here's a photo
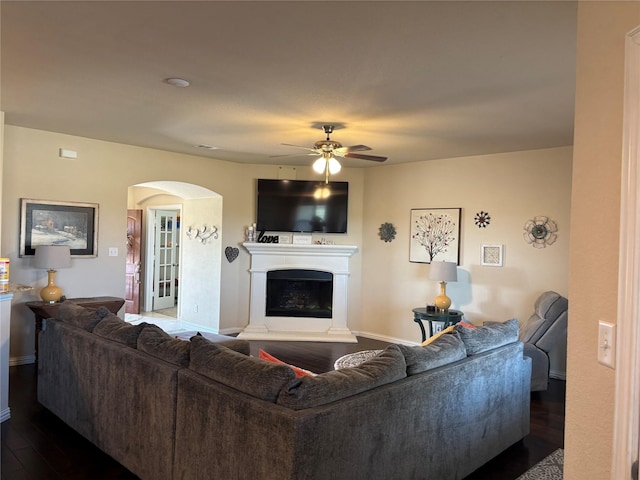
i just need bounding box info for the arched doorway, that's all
[127,181,223,333]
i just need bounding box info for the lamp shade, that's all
[428,261,458,282]
[34,245,71,270]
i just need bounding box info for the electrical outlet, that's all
[598,321,616,369]
[194,304,198,313]
[108,247,118,257]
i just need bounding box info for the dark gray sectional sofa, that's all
[37,301,531,480]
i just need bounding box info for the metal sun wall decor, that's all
[474,211,491,228]
[410,208,461,264]
[378,222,396,242]
[523,216,558,248]
[185,224,218,244]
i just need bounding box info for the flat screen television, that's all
[256,179,348,233]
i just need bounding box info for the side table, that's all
[26,296,125,361]
[412,307,464,343]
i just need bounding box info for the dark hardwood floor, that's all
[1,337,565,480]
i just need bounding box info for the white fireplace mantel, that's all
[238,242,358,342]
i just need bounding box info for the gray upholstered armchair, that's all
[519,291,568,391]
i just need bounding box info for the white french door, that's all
[153,210,179,311]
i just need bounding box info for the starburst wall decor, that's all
[378,222,396,242]
[474,211,491,228]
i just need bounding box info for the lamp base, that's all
[434,281,451,313]
[40,269,63,303]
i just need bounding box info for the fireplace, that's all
[266,269,333,318]
[238,243,357,342]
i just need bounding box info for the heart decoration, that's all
[225,246,239,263]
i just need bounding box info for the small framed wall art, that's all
[481,244,503,267]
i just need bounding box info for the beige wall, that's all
[565,2,640,479]
[361,147,572,374]
[0,126,367,361]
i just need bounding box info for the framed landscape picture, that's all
[410,208,461,264]
[20,199,99,257]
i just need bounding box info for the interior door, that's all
[153,210,179,311]
[125,209,143,314]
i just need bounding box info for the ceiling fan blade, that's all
[343,144,372,152]
[269,152,319,158]
[334,144,372,154]
[280,143,318,153]
[344,152,388,162]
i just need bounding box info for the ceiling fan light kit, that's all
[280,124,388,182]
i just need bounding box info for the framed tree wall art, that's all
[410,208,461,264]
[20,198,99,257]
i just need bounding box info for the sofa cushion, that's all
[55,301,110,332]
[276,344,407,410]
[189,336,295,402]
[93,313,147,348]
[454,318,519,355]
[137,324,191,367]
[398,332,467,375]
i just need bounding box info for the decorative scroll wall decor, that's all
[185,225,218,244]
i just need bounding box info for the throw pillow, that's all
[421,324,456,346]
[454,318,519,355]
[55,301,110,332]
[137,324,191,367]
[93,313,147,348]
[398,332,467,375]
[189,336,295,402]
[457,321,477,329]
[276,344,407,411]
[258,349,316,377]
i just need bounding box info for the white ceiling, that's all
[0,1,577,168]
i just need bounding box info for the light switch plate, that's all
[598,321,616,369]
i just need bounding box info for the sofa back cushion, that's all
[189,336,295,402]
[398,332,467,375]
[93,314,147,348]
[137,324,191,367]
[55,301,110,332]
[190,332,251,356]
[276,344,407,410]
[455,318,519,355]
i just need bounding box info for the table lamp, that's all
[34,245,71,303]
[428,261,458,313]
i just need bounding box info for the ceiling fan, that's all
[275,125,388,182]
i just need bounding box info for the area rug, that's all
[516,449,563,480]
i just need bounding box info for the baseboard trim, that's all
[352,330,418,346]
[219,327,244,336]
[9,355,35,366]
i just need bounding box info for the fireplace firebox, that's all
[266,269,333,318]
